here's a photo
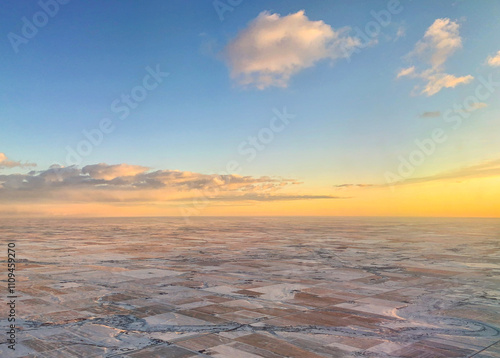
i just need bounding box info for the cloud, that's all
[411,18,462,68]
[223,10,360,89]
[333,184,374,189]
[185,193,344,202]
[0,163,339,204]
[466,102,487,111]
[420,72,473,96]
[334,158,500,189]
[395,25,406,40]
[391,158,500,186]
[0,153,36,169]
[420,111,441,118]
[397,18,473,96]
[81,163,149,180]
[397,66,415,78]
[486,50,500,67]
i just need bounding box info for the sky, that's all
[1,0,500,217]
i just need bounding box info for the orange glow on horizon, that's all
[1,175,499,218]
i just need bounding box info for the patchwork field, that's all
[1,217,499,357]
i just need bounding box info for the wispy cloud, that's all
[486,50,500,67]
[466,102,487,111]
[395,159,500,186]
[333,184,374,189]
[223,10,360,89]
[419,111,441,118]
[335,158,500,189]
[183,193,344,202]
[397,66,415,78]
[397,18,473,96]
[395,25,406,41]
[420,72,473,96]
[0,153,36,169]
[411,18,462,69]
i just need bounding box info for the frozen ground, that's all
[0,217,499,357]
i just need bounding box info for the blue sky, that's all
[1,0,500,217]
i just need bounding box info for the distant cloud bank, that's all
[0,162,339,204]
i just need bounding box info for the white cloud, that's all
[412,18,462,69]
[421,72,473,96]
[223,10,360,89]
[487,50,500,67]
[395,25,406,40]
[0,153,36,169]
[397,18,473,96]
[397,66,415,78]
